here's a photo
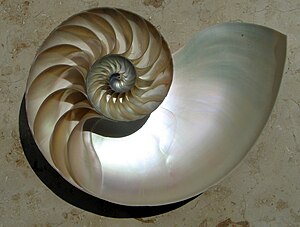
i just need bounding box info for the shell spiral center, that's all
[88,55,136,94]
[86,54,138,118]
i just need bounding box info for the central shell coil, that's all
[86,54,138,120]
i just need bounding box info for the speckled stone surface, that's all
[0,0,299,226]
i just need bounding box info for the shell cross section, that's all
[25,6,286,206]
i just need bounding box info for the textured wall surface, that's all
[0,0,300,226]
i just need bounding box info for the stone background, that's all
[0,0,299,226]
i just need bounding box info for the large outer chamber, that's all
[25,8,286,206]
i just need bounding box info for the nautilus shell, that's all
[25,8,286,206]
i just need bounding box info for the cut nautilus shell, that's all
[25,8,286,206]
